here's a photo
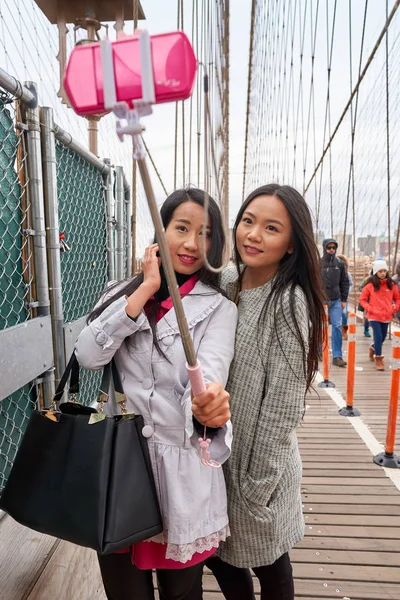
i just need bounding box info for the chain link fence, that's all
[0,383,36,494]
[0,95,33,330]
[0,74,132,493]
[0,94,36,494]
[55,141,109,406]
[56,141,108,323]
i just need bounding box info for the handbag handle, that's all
[53,353,80,403]
[52,353,127,414]
[98,360,127,414]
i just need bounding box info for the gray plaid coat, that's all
[217,267,307,568]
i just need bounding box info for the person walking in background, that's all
[320,239,350,367]
[359,259,400,371]
[337,254,353,341]
[358,271,372,338]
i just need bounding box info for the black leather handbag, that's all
[0,353,163,554]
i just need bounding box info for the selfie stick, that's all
[99,32,218,466]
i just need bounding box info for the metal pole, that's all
[22,82,54,405]
[53,123,110,175]
[137,157,197,366]
[131,158,137,273]
[104,159,115,281]
[115,166,124,281]
[87,116,99,156]
[40,107,65,384]
[123,171,132,277]
[0,68,37,107]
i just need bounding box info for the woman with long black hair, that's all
[207,184,325,600]
[75,187,237,600]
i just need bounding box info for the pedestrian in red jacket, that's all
[359,259,400,371]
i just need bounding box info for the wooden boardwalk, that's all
[0,326,399,599]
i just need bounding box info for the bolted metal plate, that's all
[0,316,53,401]
[63,315,88,362]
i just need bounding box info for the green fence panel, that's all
[0,384,35,494]
[56,141,108,405]
[0,97,35,494]
[0,99,29,331]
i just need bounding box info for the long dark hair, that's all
[233,183,325,394]
[367,273,394,291]
[88,187,225,352]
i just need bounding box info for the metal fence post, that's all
[40,106,65,384]
[104,159,115,281]
[21,82,54,404]
[123,171,132,278]
[115,166,124,281]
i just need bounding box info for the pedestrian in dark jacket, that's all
[320,239,350,367]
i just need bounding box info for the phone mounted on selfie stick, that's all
[65,31,220,467]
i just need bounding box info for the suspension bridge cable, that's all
[342,0,355,254]
[386,0,392,272]
[173,0,180,189]
[141,137,168,196]
[187,0,196,184]
[180,0,185,184]
[131,0,140,273]
[242,0,256,201]
[304,0,400,193]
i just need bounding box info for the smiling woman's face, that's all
[235,194,293,273]
[165,201,211,275]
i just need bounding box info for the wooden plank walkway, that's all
[0,325,399,599]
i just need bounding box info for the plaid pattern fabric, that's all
[217,267,307,568]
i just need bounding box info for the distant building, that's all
[378,236,396,259]
[335,231,352,256]
[358,235,378,257]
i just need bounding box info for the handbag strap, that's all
[53,353,80,403]
[53,353,127,414]
[99,361,124,396]
[97,360,128,414]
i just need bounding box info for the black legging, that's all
[206,553,294,600]
[98,552,204,600]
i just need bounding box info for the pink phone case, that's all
[64,31,197,116]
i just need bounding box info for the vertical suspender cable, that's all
[242,0,256,202]
[188,0,196,185]
[131,0,139,273]
[305,0,400,194]
[173,0,181,189]
[181,0,185,184]
[386,0,391,273]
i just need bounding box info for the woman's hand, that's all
[142,243,161,296]
[125,244,161,318]
[192,382,231,428]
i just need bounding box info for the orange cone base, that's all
[318,380,335,388]
[339,405,361,417]
[373,452,400,469]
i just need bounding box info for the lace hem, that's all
[144,525,230,563]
